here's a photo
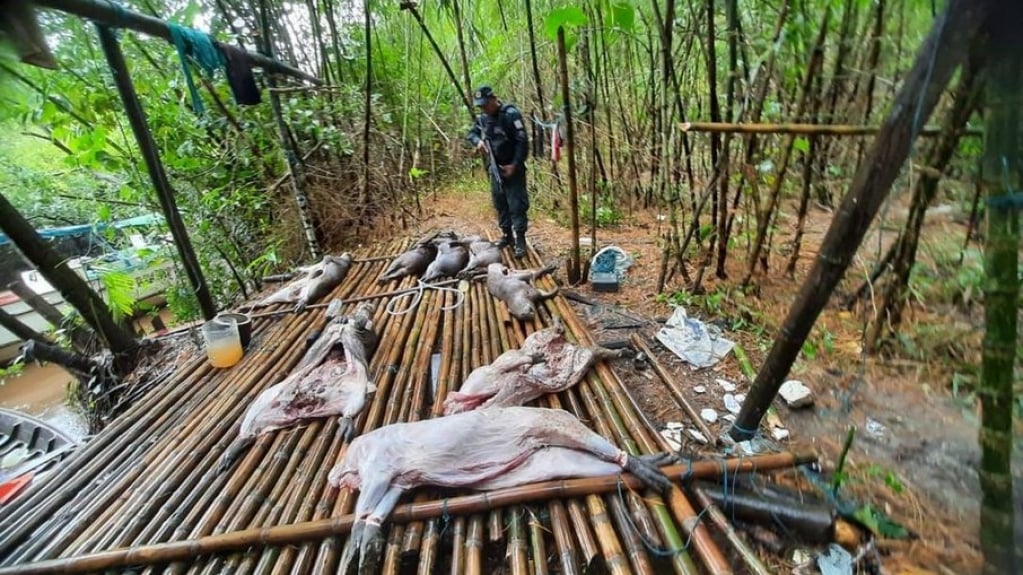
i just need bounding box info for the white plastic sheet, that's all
[655,306,735,369]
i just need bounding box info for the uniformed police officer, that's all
[467,86,530,259]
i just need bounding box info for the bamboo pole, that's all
[678,120,982,137]
[690,487,771,575]
[96,24,215,321]
[35,0,318,83]
[630,334,716,443]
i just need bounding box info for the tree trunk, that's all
[729,0,992,440]
[978,7,1022,573]
[0,192,137,355]
[557,27,581,284]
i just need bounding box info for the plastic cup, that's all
[202,320,243,368]
[215,313,252,349]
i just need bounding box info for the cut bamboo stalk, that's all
[508,507,529,575]
[630,334,716,444]
[528,506,551,575]
[381,524,405,574]
[449,517,466,575]
[549,501,580,575]
[678,120,980,136]
[608,493,655,575]
[465,515,484,575]
[691,487,772,575]
[586,494,629,575]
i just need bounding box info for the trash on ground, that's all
[779,379,814,408]
[716,378,736,392]
[817,543,854,575]
[700,408,718,423]
[865,417,886,438]
[693,385,706,394]
[723,393,742,415]
[655,306,735,369]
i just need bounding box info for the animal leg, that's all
[338,416,358,443]
[357,488,402,574]
[537,286,560,301]
[591,346,634,362]
[216,436,255,474]
[540,413,673,492]
[624,453,676,492]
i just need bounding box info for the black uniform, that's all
[467,102,530,241]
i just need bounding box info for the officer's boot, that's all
[496,228,514,249]
[513,232,527,259]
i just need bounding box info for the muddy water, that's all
[0,308,178,443]
[0,362,88,441]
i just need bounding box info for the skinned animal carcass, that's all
[217,303,378,473]
[328,406,675,574]
[486,262,559,321]
[257,253,353,310]
[443,319,631,415]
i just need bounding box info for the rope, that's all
[989,156,1023,210]
[167,23,225,115]
[384,279,466,316]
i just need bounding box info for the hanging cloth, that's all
[167,23,225,114]
[216,41,261,106]
[0,0,57,69]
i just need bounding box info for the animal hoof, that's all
[358,523,384,574]
[626,454,674,493]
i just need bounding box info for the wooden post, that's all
[95,25,217,321]
[7,280,91,352]
[557,26,581,284]
[0,308,48,346]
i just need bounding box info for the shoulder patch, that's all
[514,119,524,130]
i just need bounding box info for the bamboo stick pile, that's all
[0,235,816,574]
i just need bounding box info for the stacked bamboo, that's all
[0,235,816,574]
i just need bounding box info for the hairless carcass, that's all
[443,318,632,414]
[486,262,559,321]
[217,303,378,473]
[256,253,353,311]
[328,406,676,574]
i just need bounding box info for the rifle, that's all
[476,116,503,193]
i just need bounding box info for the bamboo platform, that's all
[0,236,815,575]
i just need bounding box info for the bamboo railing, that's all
[0,234,818,575]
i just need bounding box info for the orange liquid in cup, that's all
[203,320,244,368]
[207,339,244,368]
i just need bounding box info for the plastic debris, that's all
[779,380,814,408]
[723,393,742,415]
[588,246,633,282]
[655,306,735,369]
[772,428,790,441]
[817,543,854,575]
[687,428,708,444]
[716,378,736,392]
[866,417,886,438]
[693,385,707,394]
[700,409,718,423]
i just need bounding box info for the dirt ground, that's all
[397,179,993,574]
